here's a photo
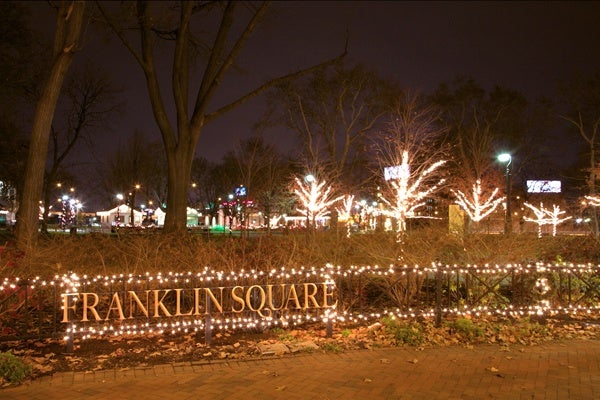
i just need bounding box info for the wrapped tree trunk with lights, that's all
[451,179,505,234]
[378,150,446,240]
[336,194,355,237]
[293,175,343,233]
[523,202,572,238]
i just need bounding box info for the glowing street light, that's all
[498,153,512,234]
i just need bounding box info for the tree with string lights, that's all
[378,150,446,240]
[452,179,505,228]
[585,195,600,207]
[545,204,572,237]
[293,175,343,231]
[523,202,572,238]
[372,93,449,242]
[336,194,355,237]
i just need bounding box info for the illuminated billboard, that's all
[234,186,247,197]
[384,165,410,181]
[526,180,561,193]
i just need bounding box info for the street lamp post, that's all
[498,153,512,234]
[130,184,141,227]
[228,193,234,231]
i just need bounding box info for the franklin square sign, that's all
[61,280,338,336]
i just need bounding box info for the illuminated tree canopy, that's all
[523,202,572,238]
[378,150,446,240]
[452,179,505,223]
[293,176,343,229]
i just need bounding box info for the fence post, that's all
[326,313,333,338]
[205,291,212,346]
[65,328,74,353]
[65,293,74,353]
[358,274,363,312]
[568,273,572,305]
[435,266,442,327]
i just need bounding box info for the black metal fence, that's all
[1,263,599,346]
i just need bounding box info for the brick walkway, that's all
[4,339,599,399]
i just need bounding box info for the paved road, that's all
[4,339,599,400]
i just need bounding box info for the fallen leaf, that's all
[487,367,499,372]
[34,364,54,373]
[275,386,286,391]
[363,378,372,383]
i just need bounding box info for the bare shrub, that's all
[2,228,599,279]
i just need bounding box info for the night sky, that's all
[28,1,600,188]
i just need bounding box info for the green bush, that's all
[447,318,484,340]
[0,351,31,384]
[381,316,424,345]
[321,342,343,353]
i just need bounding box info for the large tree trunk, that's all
[16,1,85,250]
[163,149,194,234]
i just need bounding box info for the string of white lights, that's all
[2,262,598,342]
[2,262,599,290]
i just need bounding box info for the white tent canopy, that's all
[152,207,199,227]
[96,204,144,227]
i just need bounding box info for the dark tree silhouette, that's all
[98,1,345,234]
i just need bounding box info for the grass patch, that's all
[321,342,344,353]
[0,351,31,385]
[380,316,424,345]
[446,318,484,341]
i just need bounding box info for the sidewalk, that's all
[4,339,599,400]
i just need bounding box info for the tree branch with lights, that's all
[293,176,343,231]
[336,195,355,237]
[378,150,446,240]
[452,179,505,225]
[523,202,572,238]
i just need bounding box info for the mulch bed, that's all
[2,317,600,386]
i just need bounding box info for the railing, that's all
[1,263,599,347]
[334,264,600,315]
